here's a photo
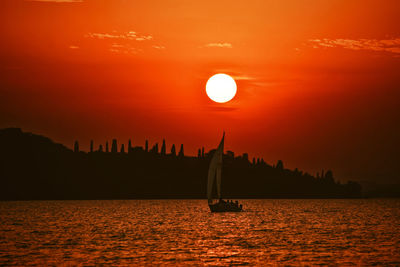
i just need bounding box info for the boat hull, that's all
[209,201,243,212]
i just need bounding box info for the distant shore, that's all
[1,128,397,200]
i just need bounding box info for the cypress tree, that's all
[128,139,132,153]
[161,139,166,155]
[276,160,284,170]
[151,143,158,154]
[178,144,184,157]
[111,139,117,153]
[171,144,176,156]
[145,140,149,152]
[106,141,109,153]
[90,140,94,153]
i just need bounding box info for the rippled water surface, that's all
[1,199,399,265]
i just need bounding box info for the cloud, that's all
[232,75,255,81]
[309,38,400,55]
[111,43,124,48]
[135,36,153,41]
[109,44,142,55]
[86,33,121,39]
[86,31,164,55]
[203,43,233,48]
[152,45,165,50]
[69,45,79,49]
[26,0,83,2]
[86,31,153,42]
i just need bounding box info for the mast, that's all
[207,132,225,204]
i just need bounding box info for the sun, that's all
[206,74,237,103]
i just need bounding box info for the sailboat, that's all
[207,132,243,212]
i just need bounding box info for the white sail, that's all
[207,133,224,204]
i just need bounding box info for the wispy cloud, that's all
[203,43,233,49]
[232,75,256,81]
[86,31,164,55]
[86,31,153,42]
[135,36,153,41]
[69,45,79,49]
[211,69,256,82]
[109,43,142,55]
[87,33,122,39]
[152,45,165,50]
[26,0,83,2]
[111,43,124,48]
[309,38,400,55]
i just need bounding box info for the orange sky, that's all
[1,0,399,182]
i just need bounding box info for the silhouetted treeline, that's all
[0,128,368,200]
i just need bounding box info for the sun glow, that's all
[206,74,237,103]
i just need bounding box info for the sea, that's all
[0,199,399,266]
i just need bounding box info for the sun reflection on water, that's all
[0,199,399,265]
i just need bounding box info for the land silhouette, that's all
[0,128,372,200]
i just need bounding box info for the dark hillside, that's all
[0,128,362,200]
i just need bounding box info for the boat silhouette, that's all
[207,132,243,212]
